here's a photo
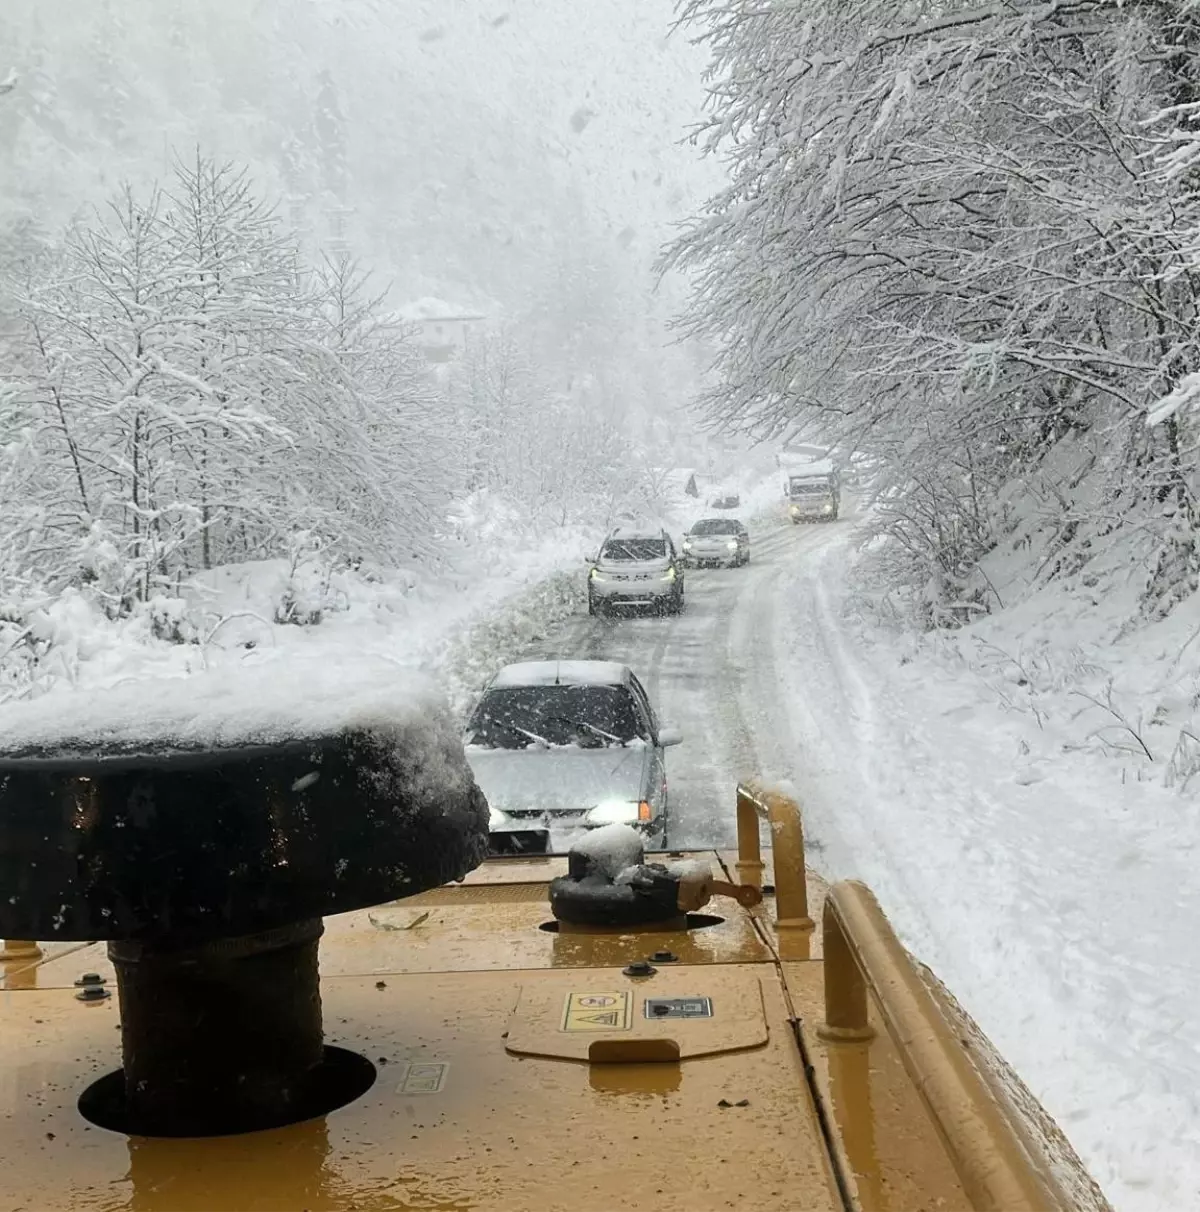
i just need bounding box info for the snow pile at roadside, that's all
[0,460,788,749]
[0,501,605,734]
[774,521,1200,1212]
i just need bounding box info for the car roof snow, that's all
[489,660,631,689]
[788,459,835,477]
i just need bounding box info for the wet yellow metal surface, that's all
[781,962,969,1212]
[315,851,772,978]
[0,847,1036,1212]
[0,966,842,1212]
[457,856,569,885]
[717,848,830,961]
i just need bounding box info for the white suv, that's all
[587,528,685,616]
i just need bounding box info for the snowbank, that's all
[779,518,1200,1212]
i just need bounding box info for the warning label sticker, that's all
[396,1062,449,1094]
[561,991,633,1032]
[644,997,713,1019]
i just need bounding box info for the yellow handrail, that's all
[819,881,1070,1212]
[734,783,814,933]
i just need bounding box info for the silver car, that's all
[587,527,685,615]
[681,518,750,567]
[463,659,682,851]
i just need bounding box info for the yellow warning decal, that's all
[561,991,633,1032]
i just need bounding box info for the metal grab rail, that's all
[734,783,814,933]
[819,881,1069,1212]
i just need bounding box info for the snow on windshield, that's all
[602,540,668,561]
[465,683,644,748]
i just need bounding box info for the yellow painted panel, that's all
[0,966,841,1212]
[782,960,969,1212]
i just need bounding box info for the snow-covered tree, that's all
[669,0,1200,623]
[0,154,451,611]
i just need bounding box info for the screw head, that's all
[75,985,110,1002]
[650,950,677,963]
[73,973,106,987]
[623,960,657,978]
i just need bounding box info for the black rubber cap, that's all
[549,862,682,928]
[0,727,488,943]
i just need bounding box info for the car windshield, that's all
[790,481,832,495]
[602,539,666,561]
[691,520,738,536]
[465,684,645,749]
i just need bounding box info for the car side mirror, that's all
[658,727,683,748]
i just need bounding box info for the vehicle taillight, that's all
[638,800,652,821]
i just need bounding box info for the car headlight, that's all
[488,806,508,830]
[662,565,676,582]
[726,540,738,551]
[682,540,692,550]
[586,799,653,825]
[789,505,800,515]
[589,568,606,581]
[822,503,833,513]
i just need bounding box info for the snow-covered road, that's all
[522,512,829,849]
[520,503,1199,1212]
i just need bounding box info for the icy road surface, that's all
[523,506,1197,1212]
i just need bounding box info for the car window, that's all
[602,539,667,561]
[465,684,647,748]
[691,519,736,535]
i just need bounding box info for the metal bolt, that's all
[75,985,110,1002]
[623,960,657,978]
[73,973,106,987]
[650,950,677,963]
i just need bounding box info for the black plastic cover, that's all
[0,728,489,943]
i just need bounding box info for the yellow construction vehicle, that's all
[0,728,1110,1212]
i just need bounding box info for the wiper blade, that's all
[479,713,553,749]
[543,714,624,746]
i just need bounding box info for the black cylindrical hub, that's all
[109,919,324,1136]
